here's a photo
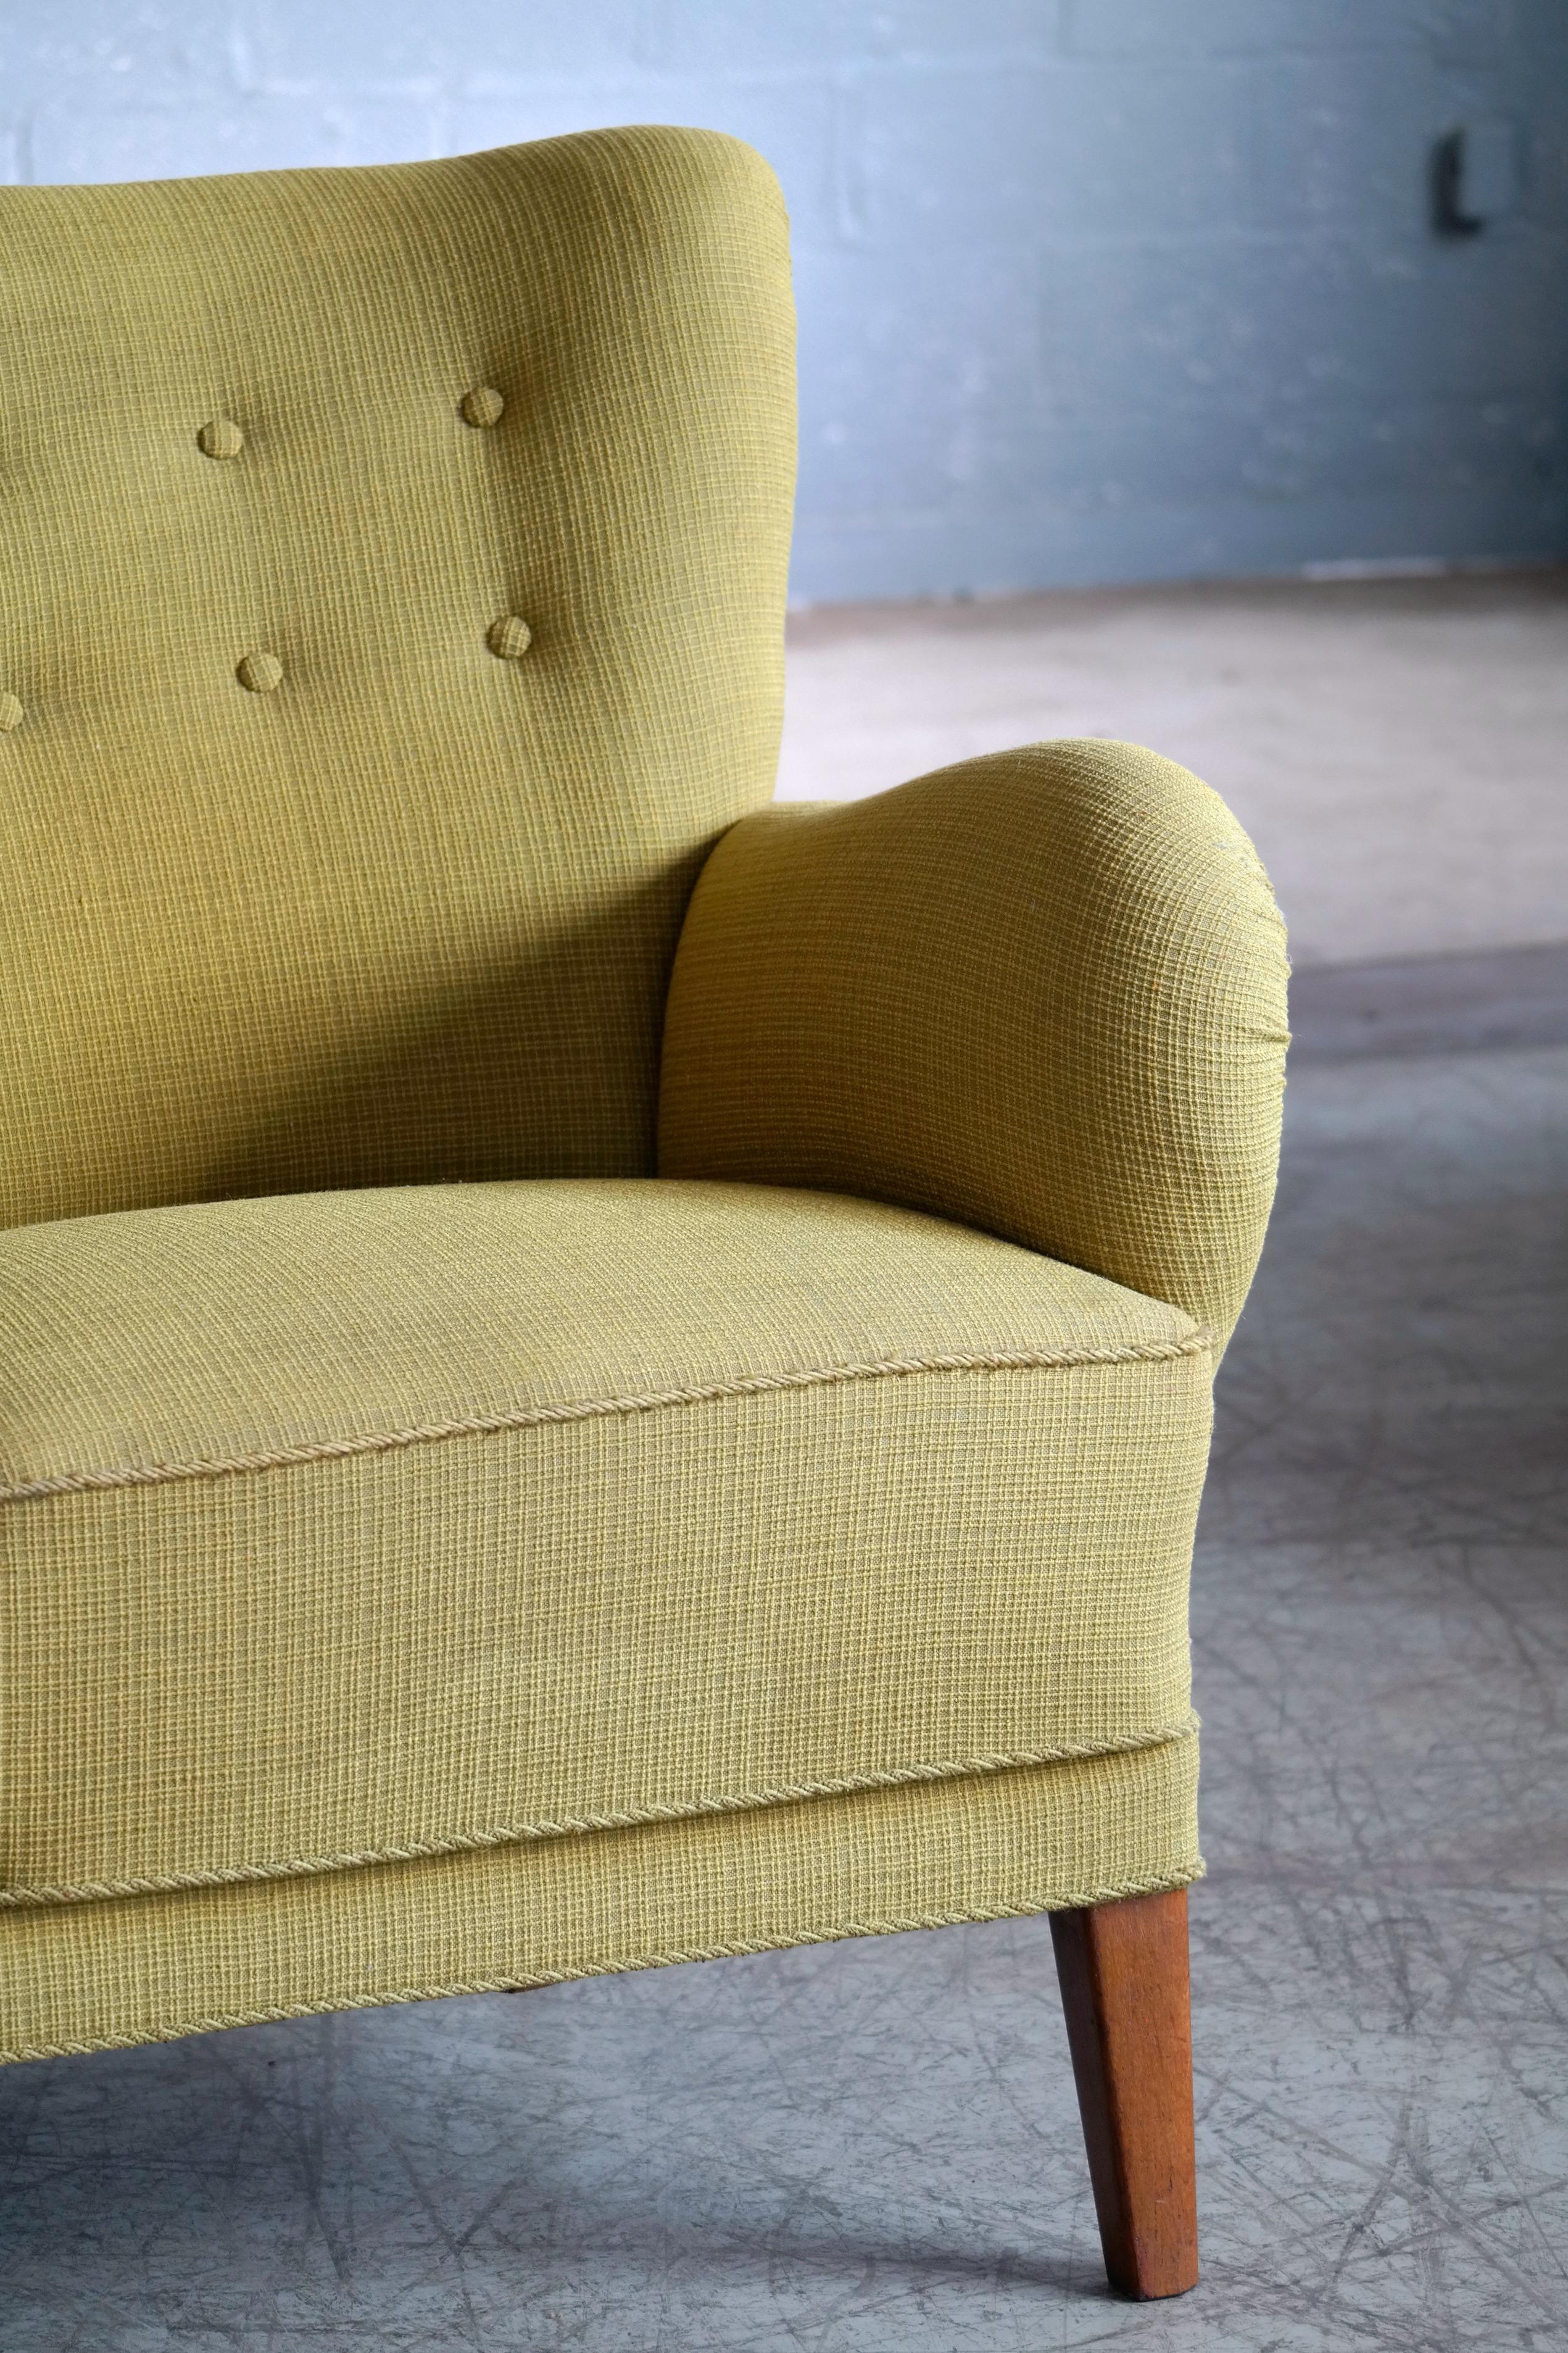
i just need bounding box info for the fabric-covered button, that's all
[487,615,533,659]
[236,651,283,693]
[198,417,244,460]
[460,386,505,428]
[0,692,22,732]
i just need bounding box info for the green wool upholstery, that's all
[0,127,1285,2067]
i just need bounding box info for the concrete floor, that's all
[780,570,1568,970]
[2,1036,1564,2349]
[1290,941,1568,1062]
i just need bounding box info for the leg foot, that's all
[1050,1886,1198,2300]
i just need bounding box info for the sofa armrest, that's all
[658,739,1289,1348]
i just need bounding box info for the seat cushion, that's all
[0,1180,1212,1912]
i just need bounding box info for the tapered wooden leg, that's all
[1049,1886,1198,2300]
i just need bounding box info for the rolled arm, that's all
[658,739,1289,1347]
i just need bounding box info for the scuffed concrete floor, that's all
[779,571,1568,971]
[2,1041,1564,2348]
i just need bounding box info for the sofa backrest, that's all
[0,128,794,1230]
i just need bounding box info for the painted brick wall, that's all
[4,2,1564,600]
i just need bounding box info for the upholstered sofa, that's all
[0,125,1287,2298]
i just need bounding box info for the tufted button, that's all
[460,386,505,428]
[0,692,22,732]
[236,651,283,693]
[486,615,533,660]
[198,417,245,460]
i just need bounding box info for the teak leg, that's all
[1049,1886,1198,2300]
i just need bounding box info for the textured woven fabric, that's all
[1,1743,1200,2065]
[0,133,1284,2070]
[660,740,1290,1347]
[0,1178,1208,1910]
[0,127,794,1233]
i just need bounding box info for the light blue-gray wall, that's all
[5,2,1565,601]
